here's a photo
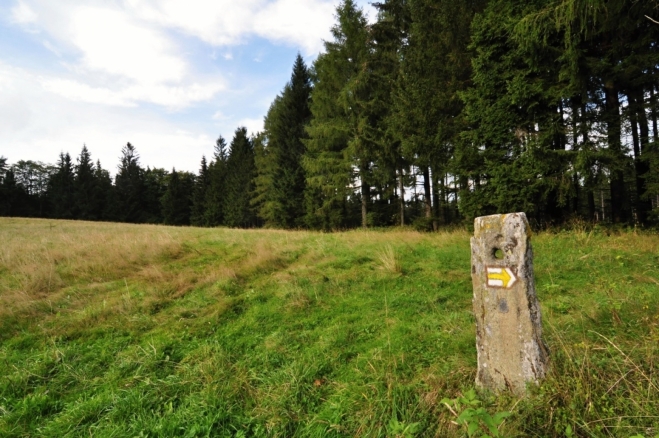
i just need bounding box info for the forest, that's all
[2,0,659,230]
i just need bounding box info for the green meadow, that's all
[0,218,658,437]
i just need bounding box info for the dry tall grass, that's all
[0,218,320,324]
[0,218,185,316]
[377,245,401,273]
[0,219,466,323]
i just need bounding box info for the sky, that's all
[0,0,376,174]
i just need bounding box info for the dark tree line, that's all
[3,0,659,229]
[0,145,182,225]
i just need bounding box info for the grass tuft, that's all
[377,244,401,274]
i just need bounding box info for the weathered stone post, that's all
[470,213,548,394]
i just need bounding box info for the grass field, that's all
[0,218,658,437]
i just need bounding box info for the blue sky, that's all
[1,0,375,174]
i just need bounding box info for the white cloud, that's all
[133,81,226,108]
[10,1,37,24]
[123,0,338,55]
[237,117,265,137]
[254,0,336,53]
[0,65,34,134]
[40,77,225,109]
[212,111,227,121]
[2,0,379,173]
[8,1,225,109]
[0,61,217,173]
[40,79,137,107]
[126,0,262,46]
[0,65,17,92]
[70,6,186,85]
[42,40,61,57]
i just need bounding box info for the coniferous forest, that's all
[3,0,659,230]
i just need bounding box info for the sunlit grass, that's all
[0,218,657,437]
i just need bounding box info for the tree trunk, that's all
[422,165,432,219]
[555,101,567,150]
[431,168,441,231]
[360,163,369,228]
[580,101,596,221]
[629,92,644,224]
[587,190,595,221]
[571,99,580,216]
[445,173,452,224]
[634,88,651,224]
[361,186,368,228]
[412,166,418,203]
[604,83,625,223]
[650,86,659,140]
[398,165,405,226]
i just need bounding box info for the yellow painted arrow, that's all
[486,266,517,288]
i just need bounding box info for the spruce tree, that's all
[223,127,256,228]
[364,0,410,226]
[205,136,229,226]
[0,157,7,216]
[458,0,575,225]
[115,143,146,223]
[254,55,312,228]
[0,156,6,184]
[304,0,371,229]
[0,157,9,216]
[92,160,114,221]
[393,0,482,227]
[190,156,209,226]
[13,160,54,217]
[143,167,169,223]
[252,132,276,225]
[161,169,194,225]
[74,145,96,220]
[0,169,19,217]
[48,152,76,219]
[485,0,659,225]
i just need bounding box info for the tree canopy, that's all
[4,0,659,229]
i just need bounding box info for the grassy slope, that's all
[0,218,657,437]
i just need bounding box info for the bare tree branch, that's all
[645,15,659,24]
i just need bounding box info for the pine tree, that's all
[482,0,659,225]
[48,152,76,219]
[115,143,146,223]
[254,55,312,228]
[92,160,114,221]
[143,167,169,223]
[13,160,54,217]
[205,136,229,226]
[365,0,410,226]
[0,156,6,184]
[161,169,194,225]
[393,0,482,227]
[0,168,20,217]
[190,156,209,226]
[74,145,96,220]
[223,127,256,228]
[304,0,371,229]
[458,0,576,225]
[0,157,10,216]
[0,156,7,215]
[252,132,276,225]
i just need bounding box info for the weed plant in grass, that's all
[0,218,658,437]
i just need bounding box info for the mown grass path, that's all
[0,218,658,437]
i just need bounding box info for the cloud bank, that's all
[2,0,375,172]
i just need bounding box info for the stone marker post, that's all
[470,212,548,394]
